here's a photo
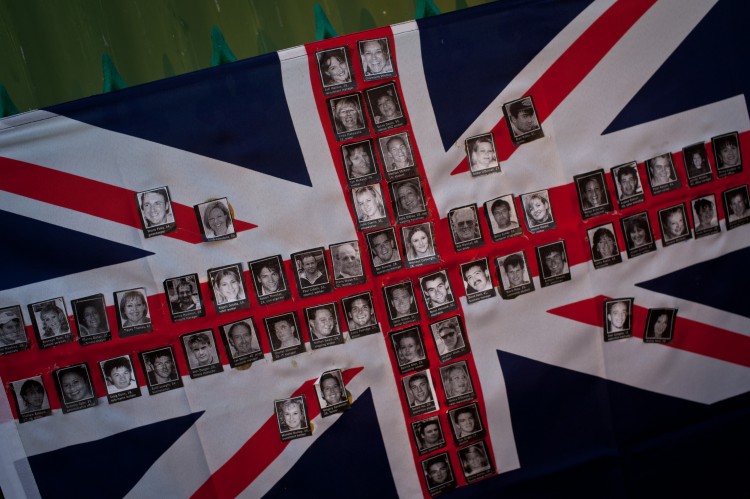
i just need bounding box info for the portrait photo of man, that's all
[330,241,365,286]
[141,347,182,394]
[100,355,138,395]
[291,248,332,297]
[384,281,420,327]
[419,270,457,317]
[366,227,403,275]
[722,184,750,230]
[646,153,681,195]
[305,303,343,349]
[421,453,456,494]
[503,96,543,145]
[136,186,176,237]
[447,402,485,444]
[461,258,496,302]
[11,376,51,422]
[264,312,305,361]
[342,292,379,338]
[164,274,204,322]
[403,370,438,416]
[249,255,291,304]
[430,316,468,362]
[611,161,644,209]
[448,205,483,251]
[221,319,261,360]
[603,298,633,342]
[496,251,534,299]
[411,416,446,454]
[181,330,223,377]
[315,369,350,416]
[485,195,522,241]
[536,241,571,287]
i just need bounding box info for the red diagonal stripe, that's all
[191,366,364,499]
[451,0,657,175]
[0,156,256,243]
[549,295,750,368]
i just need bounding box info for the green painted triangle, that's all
[102,53,127,93]
[210,26,238,67]
[314,3,338,41]
[0,83,19,118]
[416,0,442,19]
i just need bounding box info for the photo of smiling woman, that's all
[274,395,312,441]
[209,264,249,314]
[11,376,52,422]
[72,294,111,345]
[402,222,438,268]
[620,212,656,258]
[29,297,73,349]
[643,308,677,343]
[195,198,236,241]
[114,288,153,336]
[54,363,97,413]
[520,190,556,233]
[316,47,355,94]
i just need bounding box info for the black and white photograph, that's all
[484,194,523,242]
[136,186,176,238]
[330,241,366,287]
[536,241,571,288]
[712,131,742,177]
[71,294,111,345]
[419,270,458,319]
[383,280,420,328]
[219,318,264,368]
[430,315,469,363]
[586,223,622,269]
[722,184,750,230]
[611,161,645,209]
[520,189,556,233]
[643,308,678,344]
[502,95,544,145]
[10,376,51,423]
[402,369,439,417]
[352,183,390,231]
[421,452,456,495]
[208,263,250,314]
[164,274,205,322]
[412,415,446,455]
[691,194,721,238]
[316,46,356,95]
[341,139,380,188]
[645,153,681,195]
[328,93,368,141]
[401,222,439,268]
[460,258,496,303]
[291,248,332,297]
[140,346,183,395]
[366,227,403,275]
[620,211,657,258]
[113,288,152,337]
[603,298,633,342]
[574,169,613,219]
[53,363,97,414]
[390,326,429,374]
[682,142,713,187]
[495,251,535,299]
[447,401,486,446]
[274,395,312,441]
[180,330,224,378]
[358,37,396,80]
[249,255,291,305]
[448,204,484,252]
[99,354,140,404]
[315,369,350,417]
[195,197,236,242]
[390,177,428,224]
[658,203,692,247]
[365,82,406,133]
[342,292,380,338]
[378,131,417,180]
[264,312,306,361]
[440,360,475,406]
[0,305,28,355]
[305,303,344,350]
[28,297,73,349]
[465,133,501,176]
[458,440,495,483]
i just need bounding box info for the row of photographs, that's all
[136,192,237,240]
[4,182,746,356]
[315,38,397,96]
[418,440,496,495]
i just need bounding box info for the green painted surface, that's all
[0,0,491,114]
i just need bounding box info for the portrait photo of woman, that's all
[197,198,236,241]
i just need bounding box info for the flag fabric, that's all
[1,0,749,497]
